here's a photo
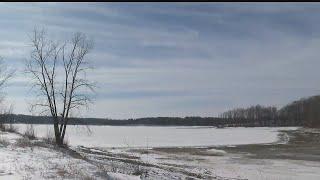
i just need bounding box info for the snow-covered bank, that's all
[13,125,298,148]
[0,131,140,180]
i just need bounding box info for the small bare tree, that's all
[0,57,14,128]
[26,28,94,145]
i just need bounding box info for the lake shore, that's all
[73,127,320,179]
[1,126,320,179]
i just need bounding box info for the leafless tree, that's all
[0,57,15,127]
[26,28,94,145]
[219,105,279,127]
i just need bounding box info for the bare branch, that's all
[25,27,95,145]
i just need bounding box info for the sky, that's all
[0,2,320,119]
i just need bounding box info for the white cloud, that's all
[1,3,320,118]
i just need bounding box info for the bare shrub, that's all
[6,123,18,133]
[15,137,32,148]
[0,123,6,131]
[43,130,55,145]
[43,130,68,147]
[0,136,9,147]
[24,124,36,140]
[0,104,17,133]
[0,124,18,133]
[0,58,15,129]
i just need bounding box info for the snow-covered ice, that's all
[14,125,298,148]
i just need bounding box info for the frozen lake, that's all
[13,124,297,148]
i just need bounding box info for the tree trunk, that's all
[61,123,67,143]
[53,121,62,145]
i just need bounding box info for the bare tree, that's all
[0,57,15,127]
[26,28,94,145]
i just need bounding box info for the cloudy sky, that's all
[0,2,319,119]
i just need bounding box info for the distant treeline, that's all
[219,95,320,127]
[219,105,302,127]
[1,95,320,127]
[279,95,320,127]
[1,114,228,126]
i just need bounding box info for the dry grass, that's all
[23,124,36,140]
[0,136,10,147]
[0,123,6,131]
[53,161,96,180]
[0,123,19,134]
[6,124,19,133]
[42,130,69,147]
[15,137,33,148]
[43,132,55,145]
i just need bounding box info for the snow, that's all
[201,156,320,180]
[102,145,320,180]
[107,172,140,180]
[0,131,21,144]
[0,131,140,180]
[14,125,298,148]
[2,125,319,180]
[206,148,227,156]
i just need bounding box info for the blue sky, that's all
[0,2,320,119]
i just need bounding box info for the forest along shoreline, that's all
[3,94,320,128]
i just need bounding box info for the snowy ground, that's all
[1,126,320,179]
[0,130,140,180]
